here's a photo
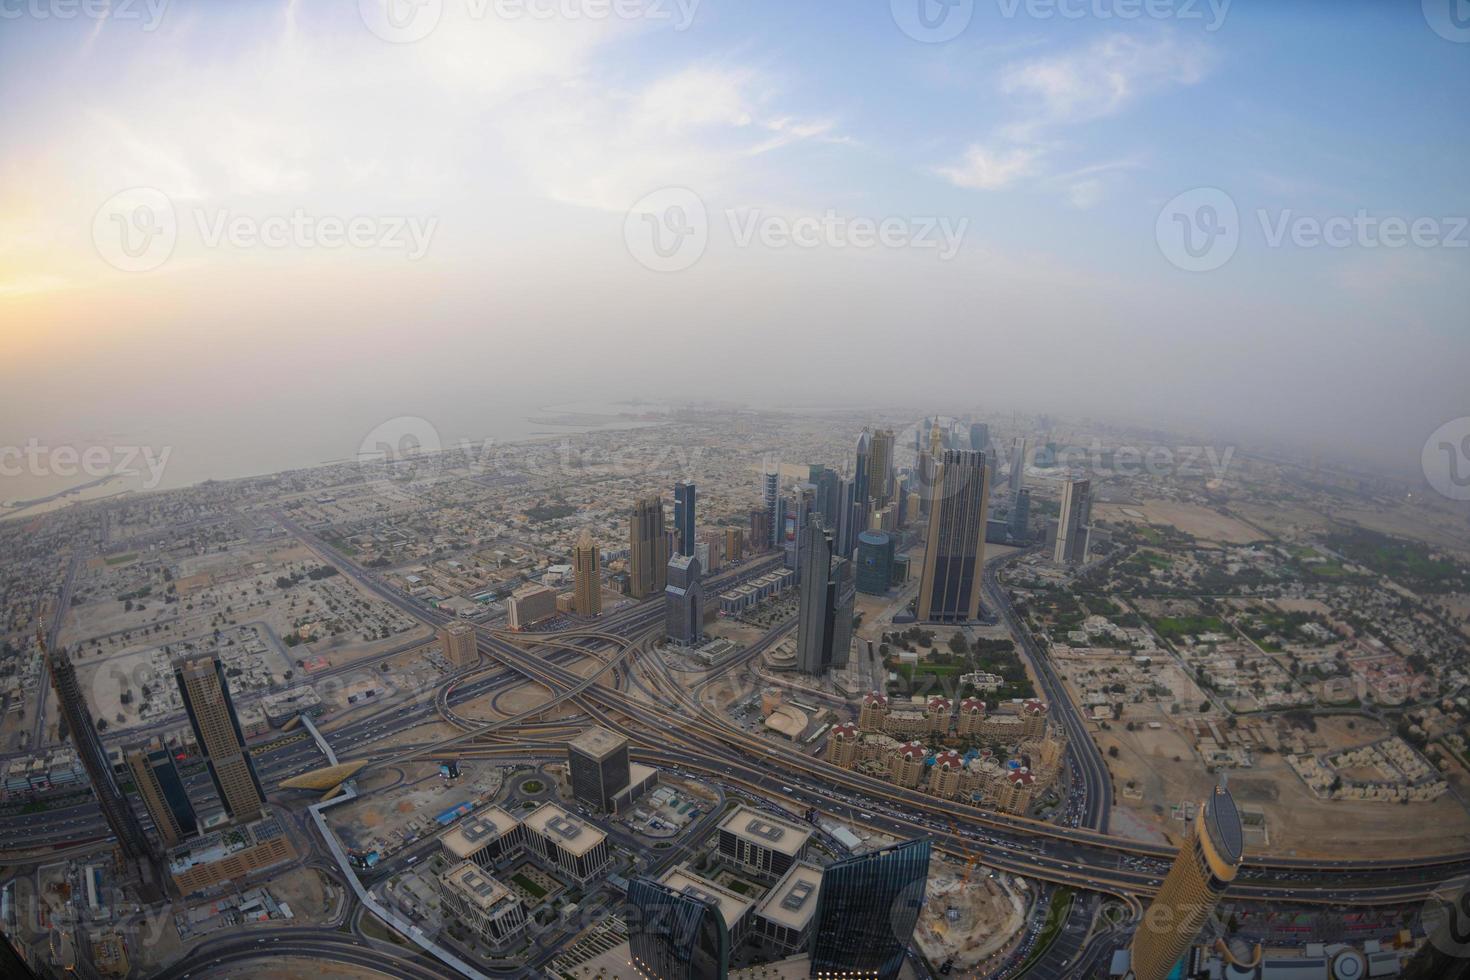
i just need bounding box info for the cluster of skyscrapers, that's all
[43,640,269,902]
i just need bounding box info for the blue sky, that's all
[0,0,1466,478]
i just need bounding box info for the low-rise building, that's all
[658,866,755,947]
[439,861,528,949]
[717,805,812,880]
[167,811,297,895]
[439,805,525,869]
[753,861,824,954]
[521,802,610,884]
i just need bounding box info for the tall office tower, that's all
[1128,782,1245,980]
[1054,476,1093,565]
[673,481,696,557]
[439,621,478,668]
[748,508,770,554]
[567,727,631,812]
[781,485,814,570]
[1008,436,1028,495]
[665,553,703,646]
[795,518,854,675]
[810,838,931,980]
[627,876,730,980]
[628,496,669,600]
[1009,488,1032,542]
[918,424,943,516]
[852,430,872,544]
[917,450,991,623]
[573,529,602,616]
[856,530,896,595]
[126,738,199,848]
[810,465,843,531]
[725,527,744,563]
[834,475,858,558]
[46,643,164,901]
[869,428,895,507]
[762,469,781,549]
[176,654,266,823]
[969,421,990,452]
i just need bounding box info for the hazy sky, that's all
[1,0,1466,487]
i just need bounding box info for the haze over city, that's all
[1,3,1469,980]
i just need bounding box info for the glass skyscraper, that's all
[674,480,696,558]
[627,876,729,980]
[809,838,931,980]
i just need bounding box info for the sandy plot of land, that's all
[1093,500,1265,544]
[207,957,397,979]
[1103,712,1470,857]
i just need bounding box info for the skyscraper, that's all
[782,484,815,570]
[810,838,931,980]
[1009,487,1031,543]
[626,875,730,980]
[1054,476,1092,565]
[749,507,770,554]
[46,642,164,901]
[126,737,199,848]
[856,530,896,595]
[628,496,668,600]
[762,468,781,549]
[1008,436,1028,495]
[851,430,872,549]
[869,428,895,507]
[969,421,990,452]
[567,727,631,813]
[1128,781,1245,980]
[573,529,602,616]
[916,450,991,623]
[795,517,854,675]
[665,553,703,646]
[176,654,266,823]
[673,481,696,557]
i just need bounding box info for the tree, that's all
[948,633,969,656]
[1107,746,1119,759]
[1198,701,1210,713]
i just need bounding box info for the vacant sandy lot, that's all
[1094,499,1265,544]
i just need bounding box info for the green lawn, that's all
[511,873,548,899]
[1017,887,1073,975]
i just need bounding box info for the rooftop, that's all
[523,801,606,857]
[754,861,824,932]
[568,726,627,762]
[658,867,754,932]
[718,805,812,858]
[441,861,517,911]
[1205,781,1245,865]
[439,805,521,859]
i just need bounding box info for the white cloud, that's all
[932,144,1040,190]
[1001,33,1211,123]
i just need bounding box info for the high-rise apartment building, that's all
[573,529,602,616]
[810,838,932,980]
[627,876,730,980]
[762,469,781,549]
[1054,476,1092,565]
[916,450,991,622]
[175,654,266,823]
[795,517,854,675]
[1128,782,1245,980]
[126,738,199,848]
[725,527,744,563]
[628,496,668,600]
[567,727,631,813]
[673,481,697,557]
[439,621,477,668]
[47,643,164,901]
